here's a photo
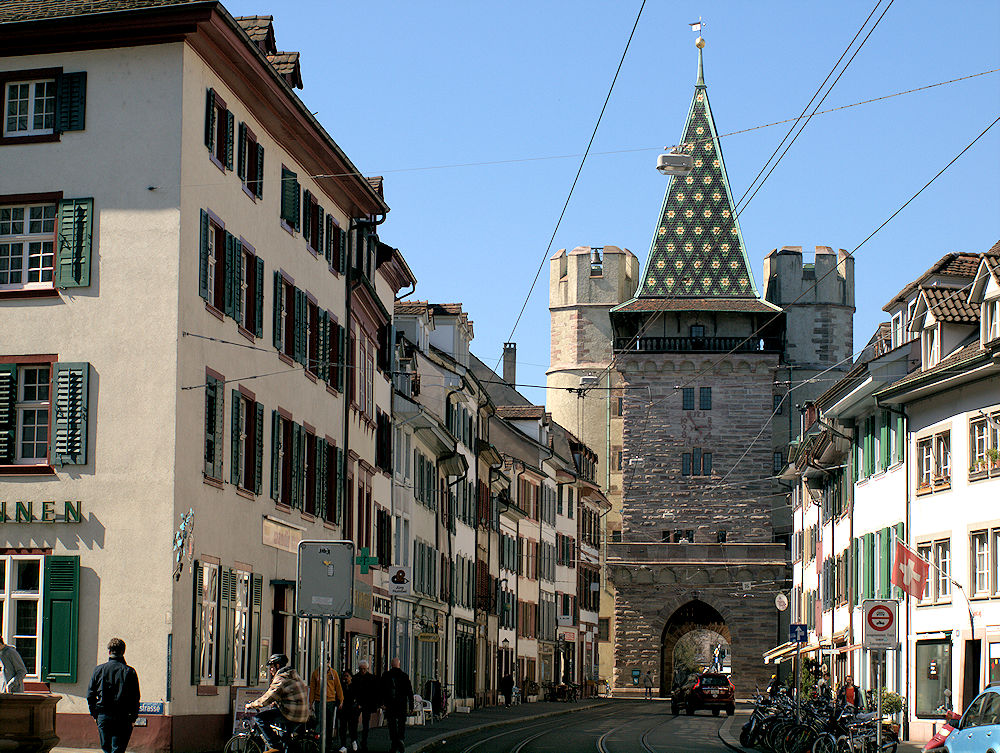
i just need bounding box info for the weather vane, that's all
[689,17,705,48]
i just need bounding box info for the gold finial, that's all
[695,36,705,49]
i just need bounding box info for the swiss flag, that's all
[891,540,930,600]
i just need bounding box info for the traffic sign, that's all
[862,599,898,650]
[297,540,354,619]
[789,623,808,643]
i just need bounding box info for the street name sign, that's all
[862,599,898,650]
[789,623,808,643]
[297,540,354,618]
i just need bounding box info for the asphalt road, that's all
[423,700,739,753]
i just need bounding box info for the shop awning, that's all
[763,641,798,664]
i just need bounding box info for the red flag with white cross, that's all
[891,540,930,599]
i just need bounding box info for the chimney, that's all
[503,342,516,385]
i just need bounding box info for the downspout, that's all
[444,458,468,709]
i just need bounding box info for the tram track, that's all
[458,704,623,753]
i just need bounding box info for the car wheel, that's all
[686,705,695,715]
[713,709,720,716]
[672,704,679,716]
[727,706,735,716]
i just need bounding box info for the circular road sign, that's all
[774,593,789,612]
[867,604,894,632]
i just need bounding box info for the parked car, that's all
[942,683,1000,753]
[671,672,735,716]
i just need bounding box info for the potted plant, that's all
[524,679,539,702]
[987,447,999,471]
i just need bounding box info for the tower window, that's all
[690,325,705,338]
[661,530,672,543]
[773,394,784,414]
[699,387,712,410]
[682,388,694,410]
[717,530,727,543]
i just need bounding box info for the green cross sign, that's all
[355,547,379,575]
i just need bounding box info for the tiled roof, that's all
[637,48,757,300]
[884,252,982,309]
[611,297,781,314]
[367,176,384,195]
[235,15,271,42]
[881,341,985,392]
[0,0,203,23]
[394,301,428,316]
[495,405,545,420]
[984,239,1000,279]
[922,286,979,324]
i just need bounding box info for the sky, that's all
[222,0,1000,405]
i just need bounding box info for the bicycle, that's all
[223,709,320,753]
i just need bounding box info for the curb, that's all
[410,701,613,752]
[717,714,751,753]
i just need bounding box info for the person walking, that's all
[0,635,28,693]
[351,660,379,753]
[309,661,344,752]
[337,669,359,753]
[642,670,654,700]
[381,658,413,753]
[86,637,141,753]
[246,654,311,753]
[499,672,514,708]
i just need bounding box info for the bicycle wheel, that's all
[296,739,320,753]
[223,734,264,753]
[811,733,837,753]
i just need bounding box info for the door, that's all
[963,639,982,710]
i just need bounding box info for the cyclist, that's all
[246,654,311,753]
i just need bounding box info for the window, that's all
[773,451,784,473]
[280,166,300,231]
[236,123,264,199]
[972,531,989,596]
[198,562,219,684]
[984,298,1000,344]
[690,325,705,338]
[922,324,940,368]
[14,365,49,464]
[916,431,951,491]
[1,203,54,290]
[970,414,1000,478]
[203,374,225,480]
[774,394,784,414]
[198,212,257,327]
[204,89,233,170]
[301,191,324,254]
[934,540,951,600]
[717,530,727,543]
[2,70,85,143]
[238,245,264,338]
[230,391,263,494]
[699,387,712,410]
[324,215,347,274]
[305,299,319,376]
[891,311,903,349]
[682,448,711,476]
[4,79,55,136]
[232,570,251,684]
[682,388,694,410]
[994,530,1000,597]
[915,641,952,717]
[0,556,40,677]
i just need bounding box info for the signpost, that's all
[297,540,355,753]
[862,599,899,751]
[789,624,807,721]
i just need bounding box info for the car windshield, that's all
[699,675,729,687]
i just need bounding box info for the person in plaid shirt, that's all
[247,654,311,753]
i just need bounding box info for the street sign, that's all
[296,540,354,618]
[388,566,412,596]
[789,623,808,643]
[775,593,789,612]
[862,599,898,650]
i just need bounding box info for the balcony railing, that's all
[613,335,782,354]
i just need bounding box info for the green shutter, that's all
[218,569,234,685]
[230,390,242,486]
[199,209,211,300]
[864,532,875,600]
[255,144,265,199]
[302,191,312,245]
[254,401,264,495]
[896,413,905,463]
[337,324,346,392]
[237,122,247,180]
[254,256,264,338]
[204,89,215,150]
[250,574,263,684]
[316,205,324,253]
[315,438,327,519]
[290,422,302,509]
[280,167,300,229]
[0,364,16,464]
[224,110,234,170]
[295,288,308,365]
[224,232,238,319]
[880,526,891,599]
[318,310,329,383]
[51,362,89,466]
[273,271,283,350]
[55,198,93,288]
[41,555,79,683]
[893,523,905,599]
[336,446,344,523]
[192,560,203,684]
[338,225,347,273]
[325,215,334,266]
[270,411,281,501]
[880,410,891,471]
[55,71,86,132]
[213,378,224,479]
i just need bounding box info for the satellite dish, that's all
[774,593,789,612]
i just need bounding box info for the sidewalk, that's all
[717,714,925,753]
[51,699,609,753]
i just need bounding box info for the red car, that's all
[671,672,736,716]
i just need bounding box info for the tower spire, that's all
[696,35,705,87]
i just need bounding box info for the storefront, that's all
[915,638,953,717]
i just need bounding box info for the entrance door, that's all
[962,639,982,709]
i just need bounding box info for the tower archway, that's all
[660,599,731,696]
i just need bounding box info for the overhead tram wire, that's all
[491,0,647,374]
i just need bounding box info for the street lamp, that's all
[656,149,693,177]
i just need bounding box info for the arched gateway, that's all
[660,600,731,696]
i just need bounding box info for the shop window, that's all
[915,640,952,717]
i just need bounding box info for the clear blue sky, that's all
[224,0,1000,404]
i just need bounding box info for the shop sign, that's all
[262,517,303,553]
[388,566,412,596]
[353,579,372,621]
[418,632,439,642]
[0,500,83,523]
[373,595,391,618]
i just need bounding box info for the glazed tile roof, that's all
[921,286,979,323]
[495,405,546,420]
[883,252,982,309]
[612,297,780,314]
[0,0,203,23]
[637,47,757,300]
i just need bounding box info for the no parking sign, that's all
[862,599,898,650]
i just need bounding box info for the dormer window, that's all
[921,324,940,368]
[984,298,1000,344]
[890,312,903,349]
[906,299,917,341]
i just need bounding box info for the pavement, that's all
[50,698,610,753]
[717,711,926,753]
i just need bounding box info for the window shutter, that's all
[0,364,16,464]
[324,215,334,266]
[896,413,905,463]
[880,410,890,471]
[237,122,247,180]
[254,401,263,495]
[893,522,905,599]
[50,362,89,466]
[191,560,203,684]
[230,390,242,486]
[302,191,313,245]
[224,110,235,170]
[316,206,324,254]
[55,71,87,132]
[199,210,211,300]
[213,377,225,479]
[55,197,93,288]
[315,438,327,519]
[270,411,281,501]
[338,226,347,274]
[336,324,346,392]
[291,422,303,510]
[250,574,263,683]
[336,446,345,524]
[280,167,300,229]
[272,272,283,350]
[204,89,216,150]
[318,310,329,383]
[863,532,874,600]
[41,555,80,683]
[255,144,265,199]
[294,288,307,364]
[880,526,892,599]
[224,232,238,319]
[254,256,264,338]
[218,569,234,685]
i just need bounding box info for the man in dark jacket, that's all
[351,660,380,752]
[87,637,141,753]
[381,658,414,753]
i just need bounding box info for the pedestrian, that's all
[338,669,359,753]
[309,660,344,752]
[0,635,28,693]
[499,672,514,707]
[351,659,379,752]
[642,670,654,700]
[836,675,864,711]
[381,658,413,753]
[245,654,310,753]
[86,637,141,753]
